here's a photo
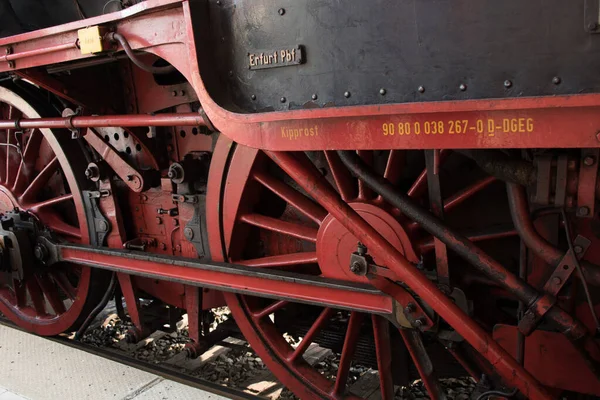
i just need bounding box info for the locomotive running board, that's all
[38,238,394,315]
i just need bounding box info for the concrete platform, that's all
[0,325,230,400]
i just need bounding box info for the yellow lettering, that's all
[527,118,534,132]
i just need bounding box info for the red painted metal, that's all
[57,245,394,315]
[265,150,551,399]
[494,324,600,396]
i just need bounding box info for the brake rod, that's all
[37,238,394,316]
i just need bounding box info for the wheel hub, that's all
[316,202,417,282]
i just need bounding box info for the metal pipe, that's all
[0,41,78,64]
[506,183,600,286]
[106,32,176,75]
[266,150,551,400]
[0,112,206,129]
[337,150,589,342]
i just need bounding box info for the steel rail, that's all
[38,238,394,315]
[0,319,258,400]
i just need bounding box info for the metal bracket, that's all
[82,190,111,246]
[518,236,590,336]
[182,195,211,258]
[577,149,599,218]
[83,128,145,192]
[543,235,591,296]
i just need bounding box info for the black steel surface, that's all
[202,0,600,112]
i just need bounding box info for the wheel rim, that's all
[0,85,107,336]
[208,137,512,398]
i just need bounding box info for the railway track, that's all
[0,304,478,400]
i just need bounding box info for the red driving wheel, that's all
[0,84,109,336]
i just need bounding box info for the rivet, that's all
[459,83,467,91]
[156,217,162,225]
[418,86,425,93]
[311,94,318,100]
[574,245,584,254]
[379,88,386,96]
[251,94,256,100]
[184,227,194,240]
[216,0,221,5]
[504,80,513,88]
[584,156,596,166]
[552,76,561,85]
[280,97,286,103]
[344,91,351,98]
[278,8,285,15]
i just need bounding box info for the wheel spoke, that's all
[288,307,334,362]
[400,329,447,400]
[252,300,289,319]
[239,213,318,243]
[38,210,82,239]
[383,150,405,185]
[26,278,47,316]
[373,315,395,400]
[324,151,357,202]
[13,129,43,194]
[237,252,318,268]
[35,274,66,315]
[20,156,59,202]
[12,279,26,307]
[253,170,327,225]
[28,193,74,213]
[444,176,496,213]
[417,225,517,252]
[332,312,365,396]
[49,271,77,300]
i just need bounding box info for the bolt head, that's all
[504,80,513,88]
[574,245,584,254]
[251,94,257,100]
[155,217,162,225]
[552,76,561,85]
[417,86,425,93]
[184,227,194,240]
[98,220,109,232]
[584,156,596,166]
[459,83,467,91]
[578,206,590,217]
[404,302,416,314]
[344,91,351,98]
[33,244,48,262]
[280,97,286,103]
[278,8,285,15]
[552,276,562,286]
[311,94,318,101]
[350,261,362,274]
[379,88,386,95]
[413,317,427,328]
